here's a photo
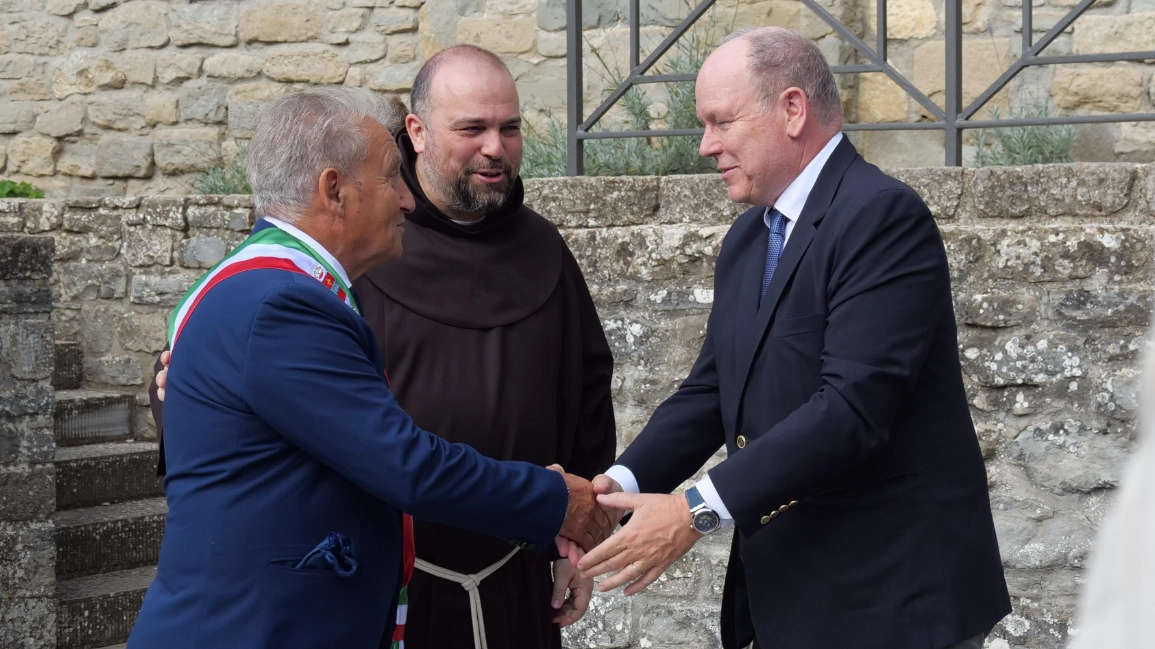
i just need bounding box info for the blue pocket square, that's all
[296,532,358,577]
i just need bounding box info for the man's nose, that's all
[479,130,504,158]
[398,179,416,213]
[699,131,721,159]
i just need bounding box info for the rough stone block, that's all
[84,355,143,386]
[144,94,179,127]
[0,386,53,419]
[0,315,53,380]
[960,330,1088,387]
[0,465,55,521]
[203,53,263,80]
[865,0,937,39]
[118,51,156,86]
[56,262,128,301]
[560,590,630,648]
[263,48,351,83]
[58,142,99,178]
[240,1,323,42]
[329,7,368,32]
[632,601,721,647]
[385,36,418,64]
[88,92,147,131]
[179,235,227,268]
[0,101,36,134]
[169,3,238,47]
[856,73,908,123]
[137,197,186,228]
[6,134,60,177]
[364,61,421,92]
[46,0,85,15]
[958,292,1039,328]
[227,100,263,139]
[656,174,746,225]
[1052,289,1152,328]
[456,16,535,52]
[62,206,121,239]
[889,167,963,219]
[1052,64,1144,114]
[96,135,154,179]
[348,33,388,63]
[0,416,54,466]
[374,7,419,33]
[527,177,660,228]
[156,52,201,84]
[0,235,53,280]
[122,226,172,266]
[0,54,38,80]
[0,595,54,649]
[4,14,70,56]
[0,522,55,596]
[972,165,1135,217]
[35,98,85,138]
[154,127,221,174]
[1013,420,1129,494]
[53,53,126,99]
[1073,13,1155,55]
[129,271,199,306]
[115,311,167,353]
[98,1,169,51]
[179,79,229,124]
[913,38,1012,113]
[538,0,618,30]
[54,341,82,390]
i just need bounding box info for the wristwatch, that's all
[686,486,721,535]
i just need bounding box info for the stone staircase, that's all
[52,341,163,649]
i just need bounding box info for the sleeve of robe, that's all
[149,345,169,476]
[560,247,618,481]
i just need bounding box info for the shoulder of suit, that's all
[251,276,365,328]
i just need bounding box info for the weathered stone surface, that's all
[263,48,350,83]
[240,1,323,42]
[0,596,54,649]
[1013,420,1130,494]
[656,174,745,225]
[0,54,38,80]
[179,79,229,123]
[6,134,60,177]
[866,0,938,39]
[537,0,619,30]
[536,29,566,58]
[35,98,85,137]
[1052,64,1145,114]
[1073,13,1155,55]
[0,101,36,134]
[53,53,126,99]
[374,7,419,33]
[46,0,85,15]
[329,7,367,31]
[364,61,420,92]
[88,92,146,131]
[971,165,1135,218]
[115,310,167,353]
[153,127,221,174]
[1052,289,1152,328]
[57,142,98,178]
[912,38,1012,113]
[527,177,660,228]
[456,16,535,52]
[98,1,169,51]
[959,292,1039,328]
[348,33,388,63]
[122,225,171,266]
[156,52,201,84]
[129,270,199,305]
[857,73,908,123]
[227,99,263,138]
[203,53,263,80]
[0,523,54,591]
[179,235,227,268]
[560,590,631,648]
[4,14,69,55]
[386,36,417,63]
[136,197,186,228]
[169,3,238,47]
[144,94,178,126]
[84,354,143,386]
[889,167,963,219]
[0,235,52,281]
[0,415,54,466]
[118,51,156,86]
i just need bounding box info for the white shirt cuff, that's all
[694,476,735,528]
[603,464,640,494]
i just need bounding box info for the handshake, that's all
[549,466,623,554]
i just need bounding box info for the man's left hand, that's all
[577,492,703,596]
[551,557,592,628]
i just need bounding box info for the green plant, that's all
[192,143,252,194]
[972,99,1074,167]
[522,25,720,178]
[0,180,45,198]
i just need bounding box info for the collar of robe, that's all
[360,132,564,329]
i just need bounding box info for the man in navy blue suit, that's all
[127,87,612,649]
[579,27,1011,649]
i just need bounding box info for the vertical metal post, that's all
[566,0,584,175]
[630,0,640,71]
[876,0,887,61]
[943,0,962,165]
[1022,0,1033,56]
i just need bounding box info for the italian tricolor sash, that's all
[165,221,416,647]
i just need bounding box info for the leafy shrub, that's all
[0,180,45,198]
[192,143,251,194]
[972,99,1074,167]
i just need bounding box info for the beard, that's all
[420,140,518,215]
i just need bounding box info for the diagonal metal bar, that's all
[797,0,944,120]
[580,0,718,133]
[1033,0,1096,54]
[959,58,1025,120]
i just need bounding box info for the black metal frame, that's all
[565,0,1155,174]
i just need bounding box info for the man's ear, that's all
[406,113,427,154]
[782,87,809,139]
[315,167,345,217]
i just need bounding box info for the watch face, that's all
[693,510,720,533]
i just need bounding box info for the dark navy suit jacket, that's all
[618,138,1010,649]
[127,227,568,649]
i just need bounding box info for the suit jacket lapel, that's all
[733,136,860,395]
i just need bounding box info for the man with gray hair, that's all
[127,86,613,649]
[578,27,1011,649]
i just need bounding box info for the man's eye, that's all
[502,125,521,134]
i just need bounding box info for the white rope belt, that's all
[413,547,520,649]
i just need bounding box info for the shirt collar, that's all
[264,217,353,288]
[765,132,844,227]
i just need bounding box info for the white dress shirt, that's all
[604,132,844,525]
[265,216,352,289]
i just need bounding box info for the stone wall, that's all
[0,234,56,648]
[0,162,1153,647]
[2,0,1155,197]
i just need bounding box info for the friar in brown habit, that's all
[150,46,616,649]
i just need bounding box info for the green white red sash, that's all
[165,221,415,647]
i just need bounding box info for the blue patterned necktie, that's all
[760,209,788,306]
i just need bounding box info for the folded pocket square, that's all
[296,532,358,577]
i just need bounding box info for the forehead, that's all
[428,60,519,119]
[696,54,754,114]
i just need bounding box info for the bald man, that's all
[351,46,616,649]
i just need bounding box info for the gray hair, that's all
[721,27,844,128]
[246,86,407,222]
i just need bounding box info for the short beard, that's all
[421,139,517,215]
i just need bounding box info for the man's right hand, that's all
[156,350,171,401]
[547,466,615,552]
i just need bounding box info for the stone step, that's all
[56,442,163,511]
[56,566,154,649]
[53,498,167,580]
[54,341,83,390]
[55,390,135,447]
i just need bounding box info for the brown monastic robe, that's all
[148,133,616,649]
[355,134,616,649]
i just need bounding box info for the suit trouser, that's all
[751,633,985,649]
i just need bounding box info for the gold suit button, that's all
[789,500,799,507]
[778,505,789,513]
[769,510,779,519]
[760,515,771,524]
[736,435,747,449]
